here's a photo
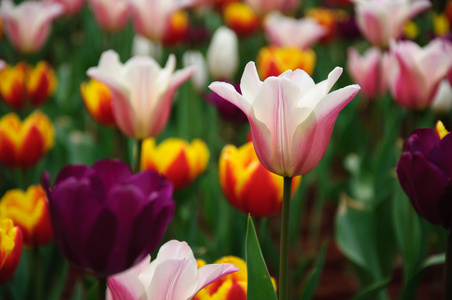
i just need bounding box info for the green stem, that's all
[133,139,143,173]
[279,176,293,300]
[98,277,107,300]
[33,247,42,300]
[445,229,452,300]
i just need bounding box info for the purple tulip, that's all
[41,159,175,277]
[397,128,452,229]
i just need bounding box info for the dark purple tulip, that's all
[41,159,175,277]
[204,81,248,123]
[397,128,452,229]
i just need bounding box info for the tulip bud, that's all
[223,2,259,37]
[88,0,129,32]
[80,79,116,126]
[132,35,162,59]
[0,218,23,285]
[183,50,208,92]
[431,80,452,114]
[207,26,239,80]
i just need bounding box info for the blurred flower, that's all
[0,18,3,41]
[0,61,5,72]
[386,39,452,109]
[209,62,360,177]
[88,0,129,32]
[433,13,450,37]
[54,0,86,15]
[0,111,54,169]
[431,80,452,114]
[87,50,194,139]
[403,20,419,40]
[141,138,210,190]
[257,46,316,79]
[0,219,22,285]
[0,61,58,110]
[0,0,63,53]
[162,10,190,46]
[107,240,239,299]
[219,142,301,216]
[183,50,208,92]
[42,159,175,276]
[207,26,239,80]
[264,12,327,50]
[223,2,259,37]
[306,7,345,42]
[244,0,298,15]
[132,35,162,59]
[80,79,116,126]
[204,81,248,123]
[397,122,452,228]
[0,185,52,247]
[336,13,361,40]
[352,0,431,48]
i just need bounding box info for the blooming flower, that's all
[219,142,301,216]
[87,50,194,139]
[0,111,54,169]
[352,0,431,48]
[80,79,116,126]
[244,0,298,15]
[0,0,63,53]
[264,12,327,50]
[209,62,360,177]
[161,10,190,46]
[107,240,239,300]
[141,138,210,190]
[0,185,52,247]
[0,219,22,285]
[88,0,129,32]
[54,0,86,15]
[223,2,259,37]
[207,26,239,80]
[42,159,175,276]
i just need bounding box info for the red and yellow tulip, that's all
[0,218,23,285]
[223,2,259,37]
[0,111,54,168]
[219,142,301,217]
[141,138,210,189]
[162,10,190,46]
[80,79,116,126]
[0,185,52,247]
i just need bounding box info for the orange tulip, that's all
[80,79,116,126]
[223,2,259,37]
[0,185,52,247]
[141,138,210,189]
[0,111,54,168]
[306,8,346,42]
[0,218,23,285]
[219,142,301,217]
[162,10,189,46]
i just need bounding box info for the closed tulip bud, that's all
[223,2,259,37]
[162,10,190,46]
[183,50,208,92]
[88,0,129,32]
[80,79,116,126]
[257,46,316,79]
[0,111,54,169]
[207,26,239,80]
[219,142,301,216]
[431,80,452,114]
[0,219,22,285]
[0,185,52,247]
[141,138,209,190]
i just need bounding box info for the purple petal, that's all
[429,133,452,176]
[126,170,173,200]
[54,164,91,186]
[92,159,133,192]
[403,128,440,156]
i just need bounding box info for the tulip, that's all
[386,39,452,110]
[257,46,316,79]
[0,111,54,169]
[80,79,116,126]
[207,26,239,80]
[431,80,452,114]
[223,2,259,37]
[0,0,63,54]
[0,218,23,285]
[183,50,208,93]
[0,185,52,247]
[204,81,248,123]
[352,0,431,48]
[132,35,162,59]
[141,138,210,190]
[87,50,194,140]
[209,62,360,177]
[219,142,301,217]
[42,159,175,276]
[107,240,239,300]
[244,0,298,15]
[264,12,327,50]
[88,0,129,32]
[161,10,190,46]
[306,7,344,42]
[54,0,86,15]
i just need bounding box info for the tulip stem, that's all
[33,247,43,300]
[279,176,292,300]
[98,277,107,300]
[445,229,452,300]
[133,139,143,173]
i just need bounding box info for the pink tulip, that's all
[0,0,63,54]
[53,0,86,15]
[386,39,452,110]
[245,0,298,15]
[129,0,193,41]
[87,50,194,140]
[88,0,129,32]
[107,240,239,300]
[264,12,327,50]
[209,62,360,177]
[353,0,431,48]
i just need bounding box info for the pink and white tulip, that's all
[53,0,86,15]
[107,240,239,300]
[245,0,298,15]
[352,0,431,48]
[0,0,64,54]
[431,79,452,114]
[209,62,360,177]
[87,50,194,139]
[386,39,452,110]
[88,0,129,32]
[264,12,327,50]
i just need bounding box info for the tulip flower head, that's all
[107,240,239,300]
[80,79,116,126]
[219,142,301,216]
[54,0,86,15]
[141,138,210,190]
[209,62,360,177]
[161,10,190,46]
[0,185,52,247]
[42,159,175,276]
[87,50,194,139]
[0,0,64,53]
[0,219,22,285]
[431,80,452,114]
[244,0,298,15]
[207,26,239,80]
[223,2,259,37]
[88,0,129,32]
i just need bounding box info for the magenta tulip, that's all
[88,0,129,32]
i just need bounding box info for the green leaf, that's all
[352,277,391,300]
[246,215,278,300]
[299,243,327,300]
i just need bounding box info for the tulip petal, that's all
[108,272,148,300]
[299,67,343,109]
[403,128,440,155]
[194,263,240,293]
[429,133,452,177]
[208,82,252,116]
[240,62,262,100]
[92,159,133,192]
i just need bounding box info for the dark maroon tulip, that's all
[397,128,452,229]
[41,159,175,277]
